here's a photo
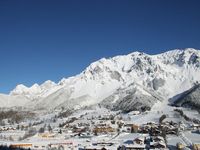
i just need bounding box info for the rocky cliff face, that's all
[173,83,200,111]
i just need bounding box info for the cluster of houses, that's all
[0,126,16,131]
[119,135,166,150]
[139,121,179,135]
[0,109,200,150]
[78,135,167,150]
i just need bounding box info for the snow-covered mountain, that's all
[1,48,200,112]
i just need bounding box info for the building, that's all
[10,143,32,149]
[38,132,56,138]
[134,137,144,145]
[48,142,73,150]
[93,126,115,133]
[150,141,166,149]
[120,144,145,150]
[131,124,140,133]
[123,123,140,133]
[152,136,164,142]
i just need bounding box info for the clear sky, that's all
[0,0,200,93]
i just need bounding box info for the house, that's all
[124,124,140,133]
[150,141,166,149]
[191,123,200,130]
[131,124,140,133]
[120,136,148,149]
[152,136,164,142]
[150,136,166,149]
[134,137,144,145]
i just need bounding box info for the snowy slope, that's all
[0,48,199,111]
[0,94,30,108]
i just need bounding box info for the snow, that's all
[184,131,200,144]
[1,48,200,111]
[0,94,30,108]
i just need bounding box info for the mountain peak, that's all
[10,84,29,95]
[41,80,56,88]
[6,48,200,111]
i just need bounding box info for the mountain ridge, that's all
[1,48,199,112]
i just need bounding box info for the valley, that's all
[0,48,200,149]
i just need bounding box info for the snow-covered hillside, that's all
[1,48,200,111]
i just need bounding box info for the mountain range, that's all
[1,48,200,112]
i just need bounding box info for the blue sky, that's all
[0,0,200,93]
